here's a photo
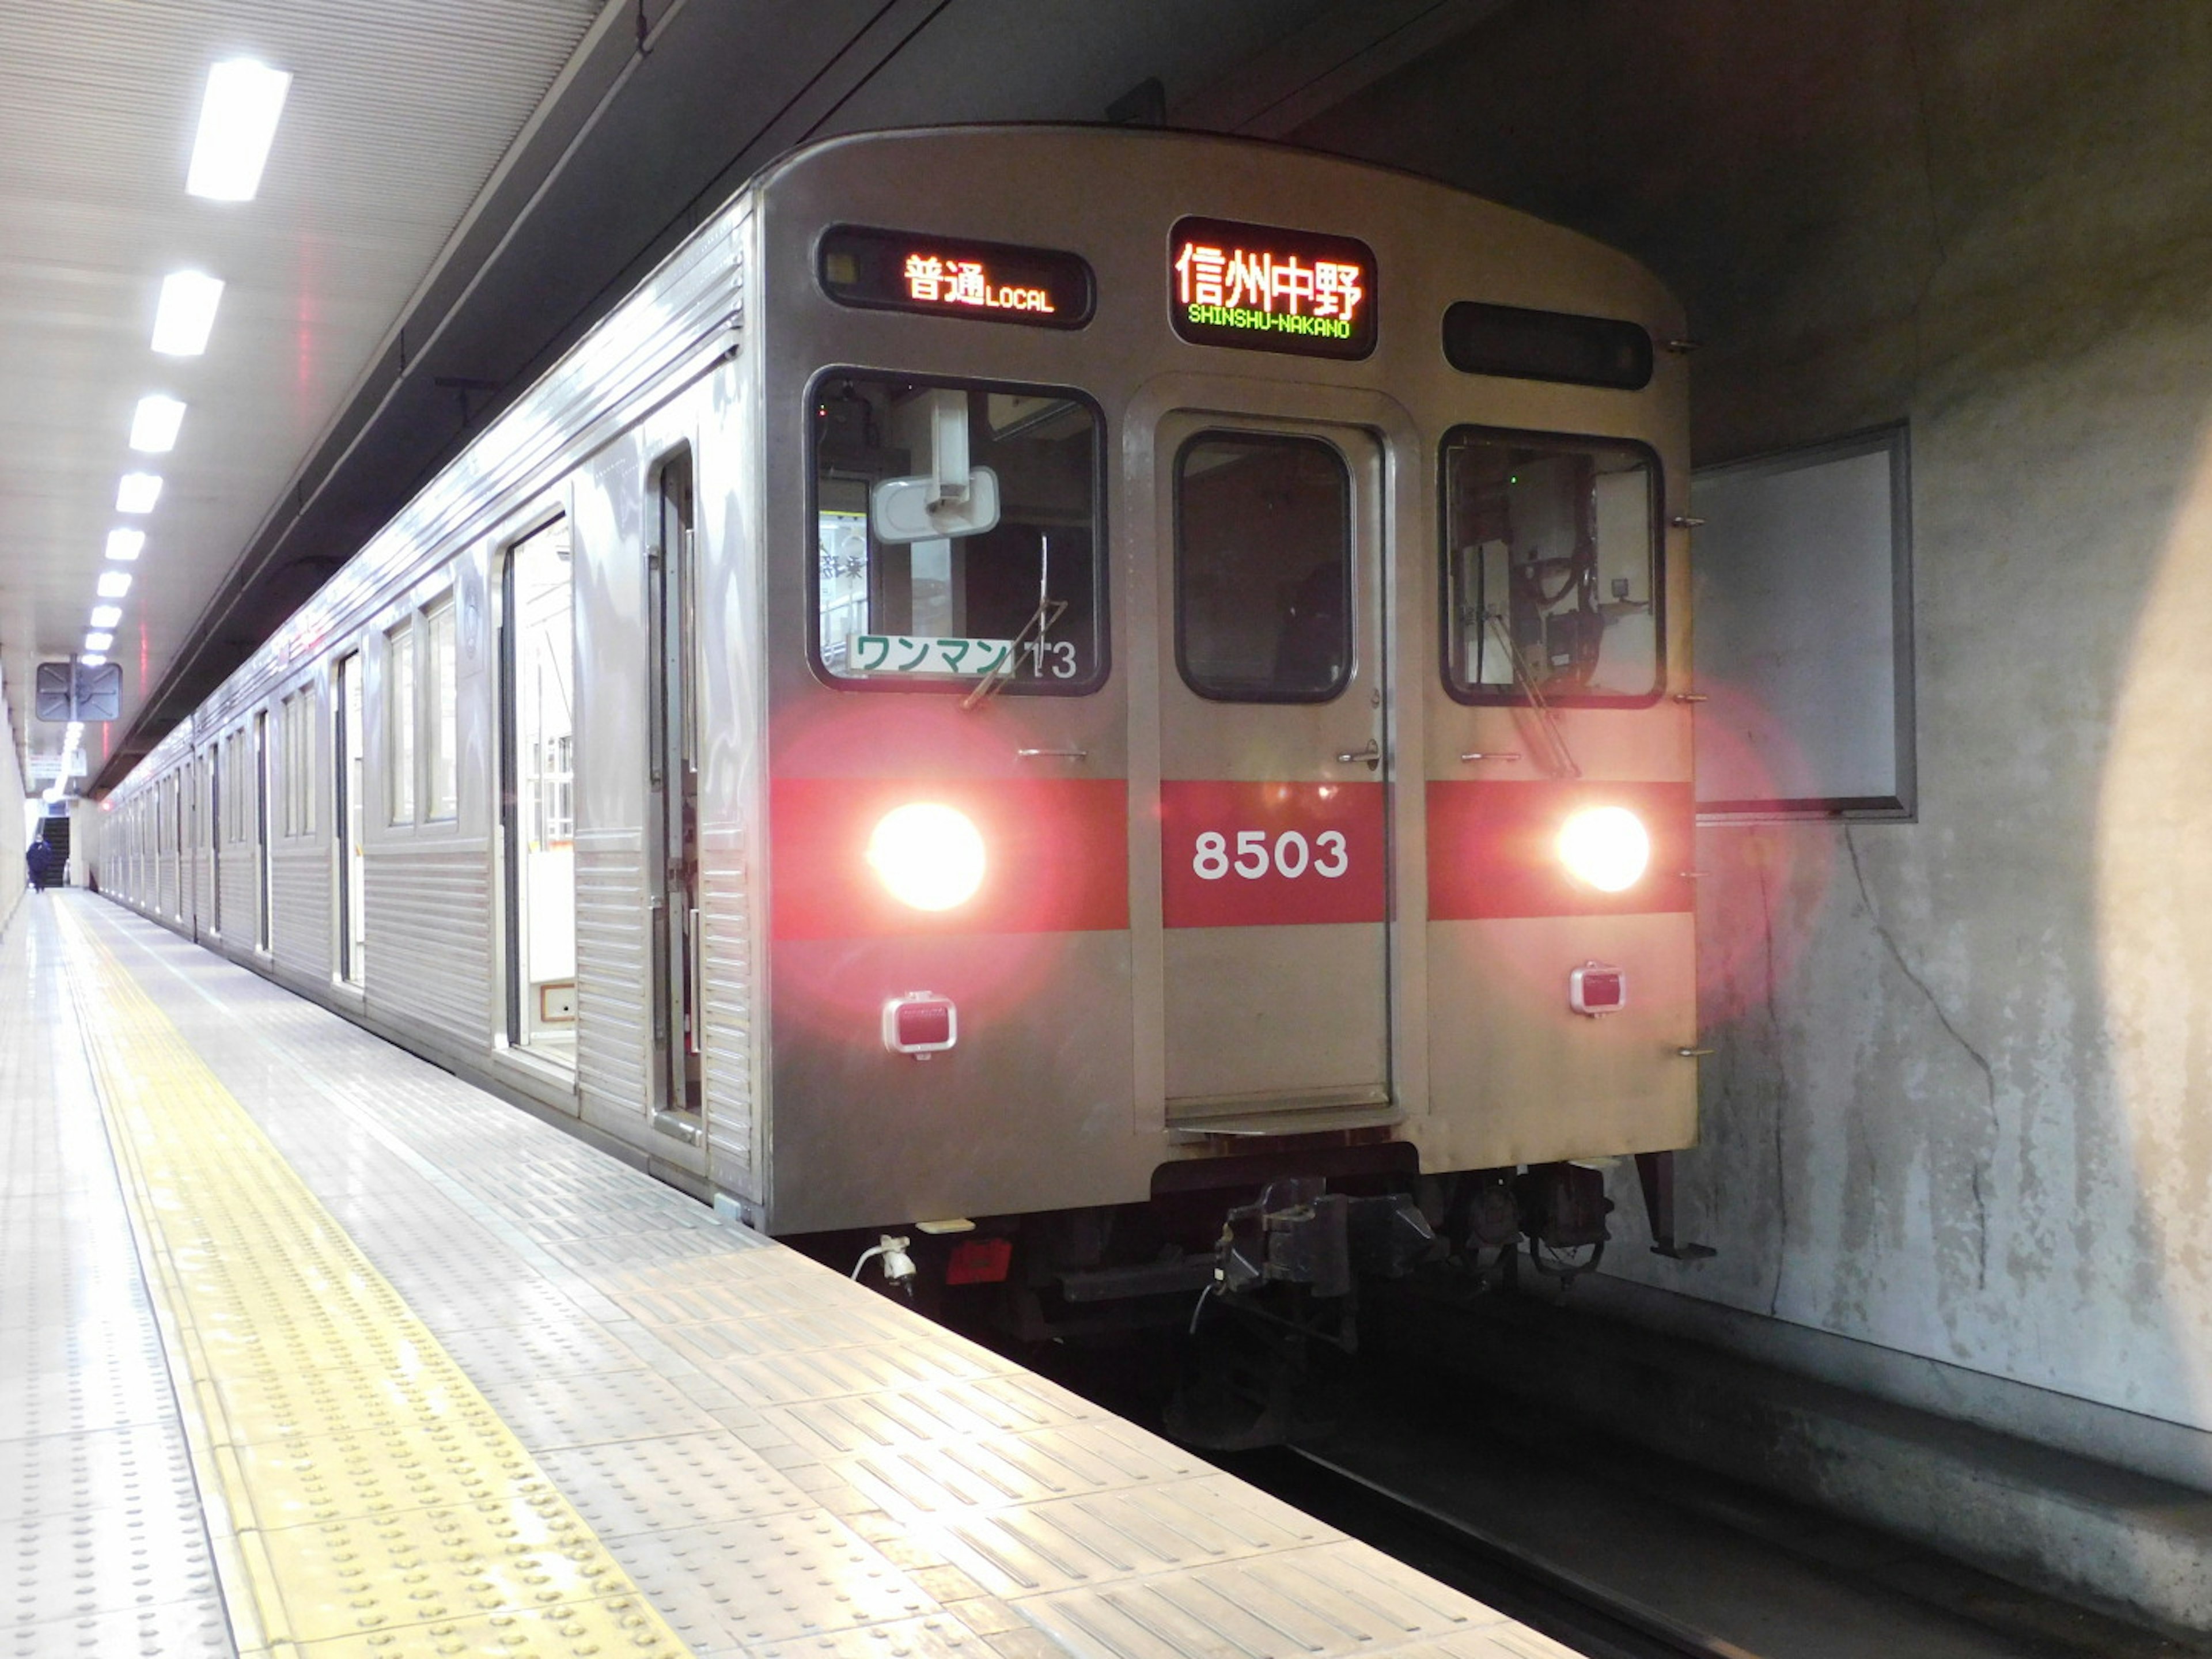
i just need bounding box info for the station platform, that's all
[3,892,1572,1659]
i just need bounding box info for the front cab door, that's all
[1156,414,1392,1124]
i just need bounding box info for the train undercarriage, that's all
[804,1148,1711,1449]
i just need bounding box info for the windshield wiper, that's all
[1484,607,1580,778]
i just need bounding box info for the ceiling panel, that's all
[0,0,608,785]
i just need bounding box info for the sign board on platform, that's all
[34,661,120,722]
[25,751,84,783]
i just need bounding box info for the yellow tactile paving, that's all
[56,908,697,1659]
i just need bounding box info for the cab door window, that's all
[1175,431,1352,702]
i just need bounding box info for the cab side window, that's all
[1442,429,1660,703]
[812,375,1104,694]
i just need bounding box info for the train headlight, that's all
[1557,805,1649,893]
[866,802,986,911]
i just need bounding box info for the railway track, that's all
[1215,1285,2198,1659]
[1027,1287,2195,1659]
[1227,1442,1747,1659]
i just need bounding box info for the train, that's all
[87,124,1705,1353]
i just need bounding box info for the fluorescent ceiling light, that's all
[116,472,163,513]
[90,605,122,629]
[151,270,224,355]
[78,654,106,667]
[97,571,132,599]
[105,528,145,562]
[129,395,185,452]
[186,59,291,201]
[83,632,112,652]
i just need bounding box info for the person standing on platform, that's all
[26,837,52,893]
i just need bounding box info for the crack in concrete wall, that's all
[1845,825,1997,1290]
[1758,844,1791,1316]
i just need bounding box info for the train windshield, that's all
[813,375,1102,692]
[1442,429,1660,702]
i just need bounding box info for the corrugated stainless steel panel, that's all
[217,843,258,952]
[107,221,751,1060]
[362,843,493,1056]
[99,196,752,1200]
[270,843,329,981]
[700,821,756,1196]
[574,831,649,1122]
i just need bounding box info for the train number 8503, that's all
[1192,829,1350,881]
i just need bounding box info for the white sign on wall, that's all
[1691,425,1915,820]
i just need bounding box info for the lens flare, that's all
[867,802,986,911]
[1558,805,1650,893]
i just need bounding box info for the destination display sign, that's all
[1168,217,1377,360]
[818,225,1094,329]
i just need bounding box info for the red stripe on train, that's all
[1426,779,1694,920]
[1160,779,1387,927]
[770,777,1129,940]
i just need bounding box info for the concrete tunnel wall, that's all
[1304,2,2212,1444]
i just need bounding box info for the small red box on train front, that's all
[882,992,957,1055]
[1569,962,1627,1017]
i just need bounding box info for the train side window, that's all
[1175,431,1351,702]
[298,687,316,835]
[278,694,296,838]
[279,687,315,839]
[424,593,460,821]
[387,618,416,824]
[283,693,300,838]
[811,373,1104,694]
[1441,427,1661,704]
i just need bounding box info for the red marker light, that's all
[882,992,958,1057]
[946,1236,1013,1285]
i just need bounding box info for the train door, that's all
[645,453,702,1122]
[499,518,578,1063]
[166,775,179,920]
[1156,414,1392,1120]
[210,743,224,937]
[253,709,271,950]
[187,756,200,938]
[335,652,366,984]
